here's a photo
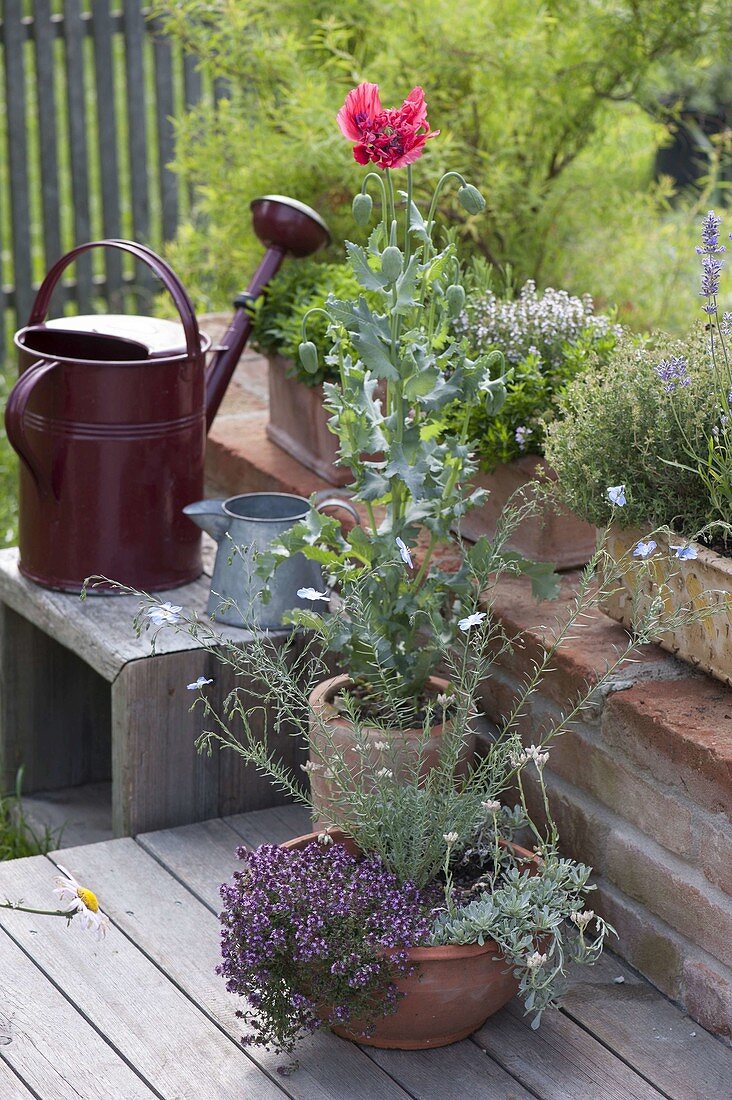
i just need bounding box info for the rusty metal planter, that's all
[603,525,732,685]
[455,457,597,569]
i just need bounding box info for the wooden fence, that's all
[0,1,222,362]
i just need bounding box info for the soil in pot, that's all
[283,828,537,1049]
[307,674,475,826]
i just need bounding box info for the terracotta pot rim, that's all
[310,674,453,735]
[282,827,538,963]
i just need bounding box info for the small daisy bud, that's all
[443,831,459,846]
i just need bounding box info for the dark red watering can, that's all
[5,196,330,592]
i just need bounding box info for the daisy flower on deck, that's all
[53,866,110,939]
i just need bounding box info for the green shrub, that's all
[252,260,376,386]
[154,0,732,332]
[454,281,620,470]
[544,324,718,534]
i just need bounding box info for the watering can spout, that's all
[204,196,330,430]
[183,500,230,542]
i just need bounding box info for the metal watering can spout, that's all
[182,500,231,542]
[204,196,331,430]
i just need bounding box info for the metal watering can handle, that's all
[313,492,360,528]
[26,239,203,362]
[4,358,61,498]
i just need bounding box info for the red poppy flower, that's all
[337,83,439,169]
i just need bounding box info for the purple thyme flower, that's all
[514,425,533,450]
[696,211,726,256]
[655,356,691,394]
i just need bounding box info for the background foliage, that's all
[155,0,732,332]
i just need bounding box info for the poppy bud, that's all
[298,340,319,375]
[484,377,507,416]
[445,284,466,317]
[458,184,486,215]
[352,192,373,227]
[381,246,403,282]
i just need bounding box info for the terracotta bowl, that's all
[282,828,537,1049]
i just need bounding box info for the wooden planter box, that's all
[266,354,350,486]
[456,457,597,569]
[603,526,732,685]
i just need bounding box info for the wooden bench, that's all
[0,546,303,836]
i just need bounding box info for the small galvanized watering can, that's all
[4,197,330,593]
[183,492,359,629]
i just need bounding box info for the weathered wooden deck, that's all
[0,804,728,1099]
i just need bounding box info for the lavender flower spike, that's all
[696,211,726,256]
[701,256,723,300]
[514,425,533,451]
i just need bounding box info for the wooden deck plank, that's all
[365,1043,535,1100]
[137,816,246,909]
[224,803,312,846]
[53,837,412,1100]
[473,999,664,1100]
[0,1061,36,1099]
[0,855,286,1100]
[0,926,155,1098]
[560,953,731,1100]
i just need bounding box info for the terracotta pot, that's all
[308,674,475,824]
[603,525,732,685]
[455,457,597,570]
[266,354,351,485]
[283,828,537,1049]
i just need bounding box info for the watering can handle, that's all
[4,359,60,497]
[26,240,203,363]
[314,493,360,527]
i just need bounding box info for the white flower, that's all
[296,587,330,602]
[375,767,393,779]
[526,951,547,970]
[436,692,457,707]
[633,539,657,559]
[186,676,213,691]
[481,799,501,814]
[300,761,324,774]
[606,485,626,507]
[570,909,595,930]
[317,831,333,846]
[146,602,182,626]
[395,537,413,568]
[511,744,549,769]
[671,544,698,561]
[443,831,459,846]
[373,741,389,752]
[53,866,110,940]
[458,611,486,632]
